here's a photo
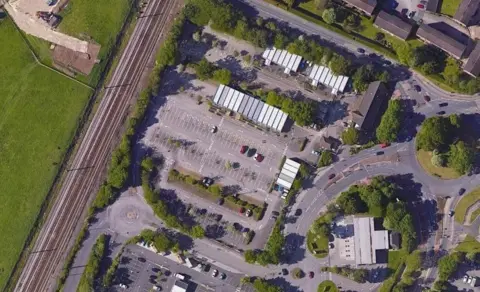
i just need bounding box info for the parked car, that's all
[217,198,224,205]
[464,275,469,283]
[414,85,421,92]
[437,111,446,115]
[212,269,218,277]
[376,151,384,155]
[295,209,302,216]
[119,284,128,289]
[240,145,248,154]
[220,273,226,280]
[239,207,245,214]
[211,125,217,133]
[439,102,448,107]
[245,209,252,217]
[357,48,365,54]
[449,210,455,217]
[174,273,185,280]
[202,177,214,187]
[369,53,376,58]
[138,257,146,263]
[282,268,288,276]
[328,173,336,180]
[247,148,256,157]
[408,11,416,19]
[380,143,390,148]
[384,60,392,66]
[309,271,314,279]
[253,153,264,162]
[153,286,162,291]
[459,188,466,196]
[417,4,425,8]
[424,95,431,102]
[272,211,280,216]
[312,149,321,156]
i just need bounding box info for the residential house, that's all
[351,81,389,130]
[454,0,480,26]
[374,11,414,40]
[342,0,378,16]
[464,41,480,76]
[416,24,467,59]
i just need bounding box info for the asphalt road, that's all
[14,0,182,291]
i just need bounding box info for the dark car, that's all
[149,278,157,284]
[414,85,421,92]
[437,111,446,115]
[328,173,336,180]
[357,48,365,54]
[376,151,384,155]
[282,268,289,276]
[202,177,214,187]
[272,211,280,216]
[439,102,448,107]
[384,60,392,66]
[309,271,314,279]
[217,198,224,205]
[240,145,248,154]
[369,53,376,58]
[138,257,146,263]
[247,148,256,157]
[295,209,302,216]
[459,188,466,196]
[424,95,431,102]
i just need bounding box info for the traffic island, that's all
[317,280,339,292]
[416,149,460,180]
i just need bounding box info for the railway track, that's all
[14,0,181,290]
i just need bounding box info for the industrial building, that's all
[213,84,288,132]
[353,217,389,265]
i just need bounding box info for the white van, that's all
[174,273,185,280]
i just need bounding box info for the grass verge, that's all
[0,17,93,290]
[454,187,480,224]
[317,280,339,292]
[455,235,480,253]
[470,208,480,224]
[416,149,460,180]
[440,0,462,16]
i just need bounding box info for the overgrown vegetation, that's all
[259,90,316,126]
[416,115,475,176]
[244,215,285,265]
[321,266,368,283]
[317,151,333,168]
[376,99,402,143]
[381,250,423,292]
[102,246,124,288]
[77,234,108,292]
[192,58,232,84]
[241,277,282,292]
[342,127,360,145]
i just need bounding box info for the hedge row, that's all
[77,234,108,292]
[168,169,266,220]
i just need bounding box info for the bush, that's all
[342,127,359,145]
[77,234,108,292]
[291,267,303,279]
[317,151,333,168]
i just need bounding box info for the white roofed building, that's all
[213,85,288,132]
[308,64,349,94]
[276,159,301,190]
[262,47,302,74]
[172,280,189,292]
[353,217,389,265]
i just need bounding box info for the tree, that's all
[286,0,295,7]
[322,8,337,24]
[376,99,402,143]
[256,16,264,27]
[195,58,215,80]
[274,32,289,49]
[421,61,437,75]
[314,0,329,10]
[291,268,303,279]
[443,57,461,85]
[190,225,205,238]
[256,251,272,266]
[343,14,360,32]
[192,31,201,42]
[244,250,257,263]
[448,141,474,175]
[438,253,461,281]
[317,151,334,167]
[431,149,446,167]
[377,71,390,83]
[352,64,375,92]
[329,55,351,75]
[213,68,232,84]
[287,100,316,126]
[466,252,478,262]
[433,280,448,291]
[253,278,282,292]
[416,116,452,151]
[383,202,407,230]
[93,184,114,209]
[153,233,174,252]
[406,250,423,271]
[337,190,367,214]
[342,127,359,145]
[395,43,414,66]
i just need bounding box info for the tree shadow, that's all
[397,99,425,142]
[282,233,306,264]
[222,185,242,195]
[265,277,302,292]
[205,224,227,239]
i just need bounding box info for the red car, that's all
[240,145,248,154]
[380,143,390,148]
[417,4,425,8]
[328,173,336,180]
[239,207,245,214]
[309,271,314,278]
[253,153,264,162]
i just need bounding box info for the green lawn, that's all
[0,18,92,289]
[387,250,406,273]
[58,0,133,85]
[455,235,480,253]
[470,208,480,224]
[416,149,460,180]
[440,0,462,16]
[454,188,480,224]
[307,213,331,258]
[318,280,339,292]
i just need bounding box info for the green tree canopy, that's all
[337,189,367,214]
[448,141,474,175]
[376,99,402,143]
[213,68,232,84]
[416,116,452,151]
[190,225,206,238]
[317,151,334,167]
[322,8,337,24]
[329,55,351,75]
[253,278,282,292]
[244,250,257,264]
[342,127,359,145]
[195,58,216,80]
[153,233,174,252]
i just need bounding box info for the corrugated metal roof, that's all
[276,158,300,190]
[263,47,302,73]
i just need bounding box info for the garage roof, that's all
[262,47,302,74]
[308,64,349,94]
[213,85,288,132]
[276,159,301,190]
[172,280,188,292]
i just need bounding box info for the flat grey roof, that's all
[353,217,389,265]
[343,0,377,15]
[464,41,480,76]
[276,159,300,190]
[454,0,480,25]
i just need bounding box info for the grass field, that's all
[58,0,133,85]
[454,188,480,224]
[0,18,92,289]
[416,150,460,180]
[440,0,461,16]
[317,280,339,292]
[455,235,480,253]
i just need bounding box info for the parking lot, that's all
[144,95,287,193]
[113,244,249,292]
